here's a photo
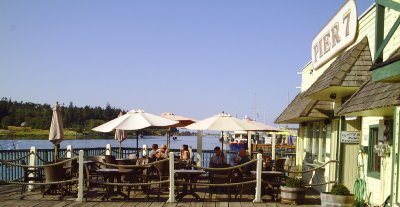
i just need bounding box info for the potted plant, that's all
[320,184,355,207]
[281,177,307,204]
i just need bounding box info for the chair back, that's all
[128,154,137,160]
[275,158,288,172]
[20,160,29,180]
[44,163,64,182]
[90,155,105,170]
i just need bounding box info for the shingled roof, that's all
[304,37,372,100]
[275,92,332,124]
[336,79,400,116]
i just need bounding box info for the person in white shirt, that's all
[148,144,158,162]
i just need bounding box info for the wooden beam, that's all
[372,60,400,82]
[376,0,400,12]
[374,16,400,63]
[375,4,385,64]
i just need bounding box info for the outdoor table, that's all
[251,170,285,201]
[96,168,130,200]
[175,169,205,200]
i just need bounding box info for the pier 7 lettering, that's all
[311,0,357,70]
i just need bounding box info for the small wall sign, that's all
[341,131,360,143]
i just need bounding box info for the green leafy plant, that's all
[286,177,305,188]
[330,184,351,196]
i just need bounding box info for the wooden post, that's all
[253,153,262,202]
[188,146,193,161]
[142,145,148,157]
[167,152,176,203]
[105,144,111,155]
[76,150,84,202]
[196,130,203,167]
[28,146,36,191]
[272,133,276,160]
[67,145,73,158]
[248,131,252,156]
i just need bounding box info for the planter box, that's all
[281,186,306,204]
[320,192,355,207]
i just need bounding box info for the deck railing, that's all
[0,147,295,181]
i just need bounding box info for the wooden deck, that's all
[0,184,321,207]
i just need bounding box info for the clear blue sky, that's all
[0,0,373,125]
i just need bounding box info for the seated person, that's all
[148,144,158,162]
[235,148,254,175]
[180,144,190,161]
[209,146,226,168]
[155,144,168,160]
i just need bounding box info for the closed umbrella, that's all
[161,112,196,148]
[93,109,178,157]
[49,102,64,161]
[114,112,127,159]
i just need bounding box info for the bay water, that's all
[0,135,222,150]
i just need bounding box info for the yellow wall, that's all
[297,2,400,199]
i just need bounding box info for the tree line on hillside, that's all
[0,98,123,134]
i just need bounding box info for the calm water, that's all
[0,135,222,150]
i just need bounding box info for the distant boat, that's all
[172,136,177,141]
[139,135,143,139]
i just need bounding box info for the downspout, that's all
[336,116,343,183]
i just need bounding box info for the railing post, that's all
[76,150,84,202]
[253,153,262,202]
[142,145,148,157]
[105,144,111,155]
[67,145,73,158]
[28,146,36,191]
[167,152,176,203]
[272,133,276,160]
[196,130,203,167]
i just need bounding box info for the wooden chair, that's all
[20,160,44,194]
[208,164,231,199]
[43,163,65,197]
[89,156,105,181]
[104,155,117,169]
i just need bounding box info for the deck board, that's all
[0,184,321,207]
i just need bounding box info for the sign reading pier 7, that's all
[311,0,357,70]
[341,131,360,143]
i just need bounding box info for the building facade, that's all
[275,1,400,206]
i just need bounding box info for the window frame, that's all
[367,125,381,179]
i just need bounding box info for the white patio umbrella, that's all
[242,117,281,132]
[161,112,196,148]
[114,112,127,159]
[185,112,257,152]
[92,109,178,156]
[49,102,64,161]
[242,116,282,155]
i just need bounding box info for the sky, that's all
[0,0,374,125]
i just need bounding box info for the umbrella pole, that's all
[136,131,139,158]
[119,142,122,159]
[167,128,170,149]
[221,131,224,157]
[54,144,57,162]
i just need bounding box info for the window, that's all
[314,122,320,161]
[307,124,313,161]
[321,123,327,162]
[368,126,381,178]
